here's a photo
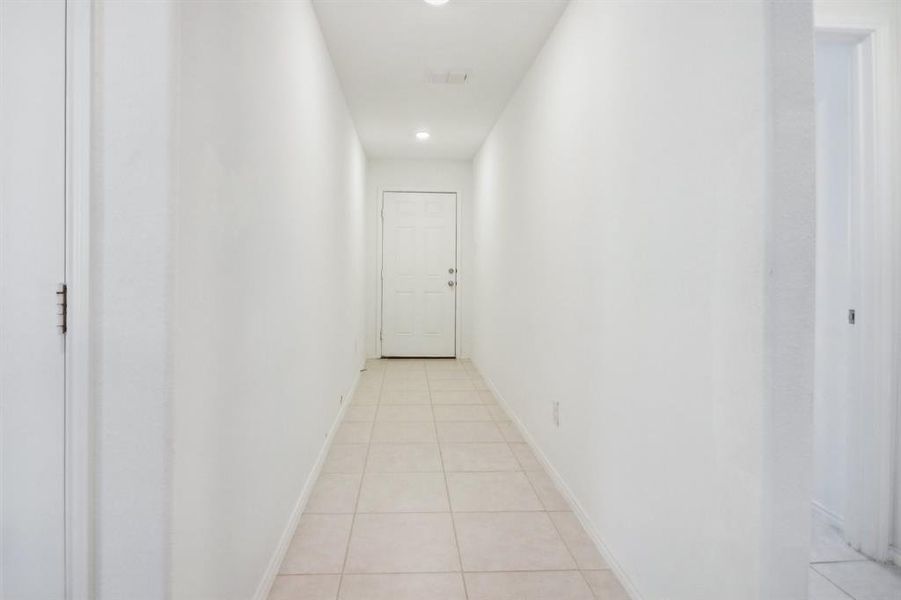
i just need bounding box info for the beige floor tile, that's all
[351,391,379,406]
[358,371,384,384]
[436,421,504,443]
[470,378,490,390]
[305,473,361,514]
[382,377,429,392]
[430,379,476,392]
[510,443,542,470]
[268,574,340,600]
[525,470,570,511]
[431,390,482,405]
[434,405,493,422]
[447,472,543,512]
[497,422,524,443]
[355,380,383,395]
[427,369,471,380]
[280,514,352,574]
[454,512,576,571]
[357,472,449,513]
[375,405,434,422]
[582,570,629,600]
[379,390,431,405]
[425,359,464,369]
[549,512,608,570]
[385,361,425,372]
[334,422,372,444]
[441,443,520,472]
[487,405,511,422]
[366,444,443,472]
[322,445,368,474]
[344,406,377,422]
[477,391,498,405]
[345,513,461,573]
[465,571,594,600]
[371,421,437,443]
[338,574,466,600]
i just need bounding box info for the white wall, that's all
[170,2,366,599]
[92,2,175,598]
[813,0,901,560]
[365,159,473,358]
[470,2,814,599]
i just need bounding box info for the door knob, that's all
[447,280,455,287]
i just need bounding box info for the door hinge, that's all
[848,308,856,325]
[380,329,383,342]
[56,283,68,334]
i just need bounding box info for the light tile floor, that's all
[271,358,629,600]
[809,511,901,600]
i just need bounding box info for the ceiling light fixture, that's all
[415,130,431,141]
[424,0,449,6]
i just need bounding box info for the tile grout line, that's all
[503,401,601,598]
[430,361,471,600]
[809,563,860,600]
[334,364,385,600]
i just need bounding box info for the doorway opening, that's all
[810,27,901,597]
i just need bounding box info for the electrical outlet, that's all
[552,401,560,428]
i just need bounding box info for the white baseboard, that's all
[811,500,844,529]
[891,545,901,568]
[474,362,643,600]
[251,367,362,600]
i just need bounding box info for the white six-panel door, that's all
[381,192,457,357]
[0,1,68,598]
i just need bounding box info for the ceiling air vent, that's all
[427,70,469,85]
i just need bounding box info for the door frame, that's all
[64,1,93,597]
[814,16,899,564]
[376,188,462,358]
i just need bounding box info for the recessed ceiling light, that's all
[416,131,431,141]
[424,0,449,6]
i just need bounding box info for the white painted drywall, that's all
[170,2,366,599]
[814,0,901,560]
[470,2,814,598]
[812,40,854,524]
[365,159,473,358]
[91,2,175,598]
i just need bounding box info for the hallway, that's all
[5,1,901,599]
[271,359,628,599]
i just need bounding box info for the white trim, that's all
[474,362,643,600]
[811,500,844,531]
[64,1,93,598]
[375,187,463,358]
[251,370,362,600]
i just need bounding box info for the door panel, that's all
[0,1,67,598]
[382,192,456,357]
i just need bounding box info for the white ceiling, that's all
[312,0,568,159]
